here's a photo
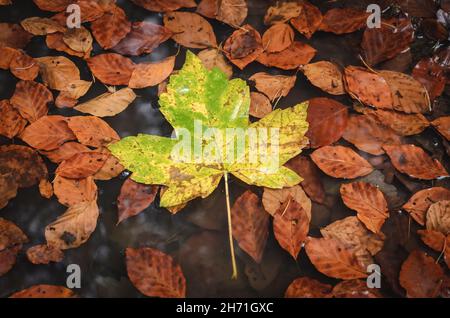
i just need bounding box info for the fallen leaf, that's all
[426,200,450,235]
[311,146,373,179]
[91,5,131,49]
[216,0,248,27]
[384,144,448,180]
[61,80,92,100]
[45,200,99,250]
[264,1,302,25]
[223,24,263,70]
[0,217,28,251]
[249,92,272,119]
[305,237,368,280]
[46,32,87,58]
[40,142,91,164]
[53,175,98,207]
[290,1,322,39]
[399,250,444,298]
[332,279,382,298]
[262,23,294,53]
[62,26,93,54]
[117,178,158,225]
[412,57,446,101]
[75,87,136,117]
[32,0,72,12]
[432,116,450,141]
[93,149,124,181]
[0,100,27,139]
[10,80,53,123]
[0,23,32,49]
[129,56,175,89]
[67,116,120,148]
[10,51,39,81]
[126,247,186,298]
[403,187,450,225]
[0,174,18,210]
[10,285,77,298]
[198,48,233,79]
[56,152,108,179]
[164,11,216,49]
[302,61,345,95]
[35,56,80,91]
[285,277,332,298]
[0,46,19,69]
[262,185,311,220]
[0,246,20,277]
[249,72,296,101]
[130,0,196,12]
[256,41,316,70]
[87,53,135,86]
[306,97,349,148]
[26,244,63,265]
[418,229,446,251]
[20,17,65,35]
[39,179,53,199]
[319,8,369,34]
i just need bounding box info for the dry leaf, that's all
[21,17,66,35]
[56,152,108,179]
[40,142,90,164]
[67,116,120,148]
[32,0,72,12]
[262,185,311,220]
[91,5,131,49]
[62,27,93,53]
[35,56,80,91]
[0,100,27,139]
[426,200,450,235]
[10,80,53,123]
[10,51,39,81]
[26,244,63,265]
[249,72,296,101]
[75,87,136,117]
[403,187,450,225]
[87,53,135,86]
[432,116,450,141]
[130,0,196,12]
[0,23,32,49]
[129,56,175,89]
[264,1,302,25]
[319,8,369,34]
[0,46,19,69]
[256,41,316,70]
[332,279,382,298]
[412,57,446,101]
[39,179,53,199]
[302,61,345,95]
[93,149,124,181]
[223,24,263,70]
[418,229,446,252]
[285,277,332,298]
[10,285,77,298]
[290,1,322,39]
[53,175,98,207]
[262,23,294,53]
[249,92,272,119]
[198,48,233,79]
[46,32,87,59]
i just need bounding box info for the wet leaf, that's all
[319,8,369,34]
[91,5,131,49]
[53,175,98,207]
[26,244,63,265]
[87,53,135,86]
[426,200,450,235]
[126,247,186,298]
[262,23,294,53]
[198,48,233,79]
[418,229,446,252]
[412,57,446,101]
[56,152,108,179]
[10,285,77,298]
[0,217,28,251]
[164,11,217,49]
[32,0,72,12]
[305,237,368,280]
[432,116,450,141]
[93,149,124,181]
[249,72,296,101]
[40,142,90,164]
[67,116,120,148]
[46,32,87,58]
[45,200,99,250]
[384,144,449,180]
[0,246,20,277]
[262,185,311,220]
[129,56,176,89]
[39,179,53,199]
[0,100,27,139]
[302,61,345,95]
[62,27,93,54]
[332,279,382,298]
[311,146,373,179]
[117,178,158,225]
[10,51,39,81]
[249,92,272,119]
[21,17,65,35]
[35,56,80,91]
[264,1,302,25]
[284,277,332,298]
[130,0,196,12]
[403,187,450,225]
[10,80,53,123]
[75,87,136,117]
[223,24,263,70]
[0,174,18,210]
[0,23,32,49]
[290,1,322,39]
[256,41,316,70]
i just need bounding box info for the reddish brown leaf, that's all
[285,277,332,298]
[0,174,18,210]
[403,187,450,225]
[35,56,80,91]
[224,24,263,70]
[91,5,131,49]
[56,152,108,179]
[40,142,91,164]
[0,100,27,139]
[412,57,446,101]
[262,23,294,53]
[0,217,28,251]
[306,97,349,148]
[0,46,19,69]
[256,41,316,70]
[311,146,373,179]
[26,244,63,265]
[126,247,186,298]
[46,32,87,59]
[10,80,53,123]
[113,21,173,56]
[262,185,311,220]
[249,72,296,101]
[426,200,450,235]
[10,285,77,298]
[249,92,272,119]
[302,61,345,95]
[264,1,302,25]
[129,56,175,89]
[418,229,446,252]
[197,48,233,79]
[130,0,196,12]
[273,198,309,259]
[399,250,444,298]
[290,1,322,39]
[93,149,124,181]
[305,237,368,280]
[39,179,53,199]
[0,23,32,49]
[319,8,369,34]
[384,144,449,180]
[332,280,382,298]
[340,182,389,234]
[32,0,72,12]
[10,51,39,81]
[53,175,97,207]
[117,178,158,225]
[66,116,120,148]
[231,190,269,263]
[0,246,20,277]
[432,116,450,141]
[87,53,135,86]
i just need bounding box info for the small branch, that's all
[224,172,238,280]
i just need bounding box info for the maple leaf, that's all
[109,51,309,208]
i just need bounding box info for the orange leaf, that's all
[53,175,98,207]
[87,53,135,86]
[10,285,77,298]
[256,41,316,70]
[403,187,450,225]
[56,152,108,179]
[224,24,263,70]
[10,80,53,123]
[26,244,63,265]
[284,277,332,298]
[66,116,120,148]
[91,5,131,49]
[0,100,27,139]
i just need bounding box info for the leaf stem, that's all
[224,172,238,279]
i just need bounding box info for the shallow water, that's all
[1,0,449,298]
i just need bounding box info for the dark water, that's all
[0,0,449,298]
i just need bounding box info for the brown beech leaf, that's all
[285,155,325,204]
[26,244,63,265]
[164,12,216,49]
[216,0,248,27]
[0,174,18,210]
[344,66,393,109]
[53,175,97,207]
[355,106,429,136]
[130,0,196,12]
[273,197,310,259]
[332,280,382,298]
[10,285,77,298]
[10,51,39,81]
[35,56,80,91]
[342,114,402,156]
[249,92,272,119]
[302,61,345,95]
[305,237,368,280]
[91,5,131,49]
[285,277,332,298]
[340,182,389,234]
[0,246,20,277]
[432,116,450,141]
[319,8,369,34]
[306,97,349,148]
[87,53,135,86]
[56,152,108,179]
[257,41,316,70]
[39,179,53,199]
[62,27,93,54]
[20,17,66,35]
[129,56,175,89]
[113,22,173,56]
[10,80,53,123]
[126,247,186,298]
[40,142,90,164]
[198,48,233,79]
[249,72,296,101]
[290,1,322,39]
[264,1,302,25]
[231,190,269,263]
[380,70,431,114]
[403,187,450,225]
[397,0,438,17]
[73,0,108,23]
[0,100,27,139]
[60,80,92,100]
[20,115,76,151]
[427,201,450,235]
[45,200,99,250]
[117,178,158,225]
[223,24,263,70]
[0,46,19,69]
[32,0,72,12]
[262,185,311,220]
[384,144,449,180]
[321,216,385,268]
[0,23,33,49]
[0,217,28,251]
[93,149,124,181]
[418,229,446,252]
[311,146,373,179]
[0,145,48,188]
[412,57,446,101]
[67,116,120,148]
[361,17,414,66]
[46,32,87,59]
[399,250,444,298]
[262,23,294,53]
[75,87,136,117]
